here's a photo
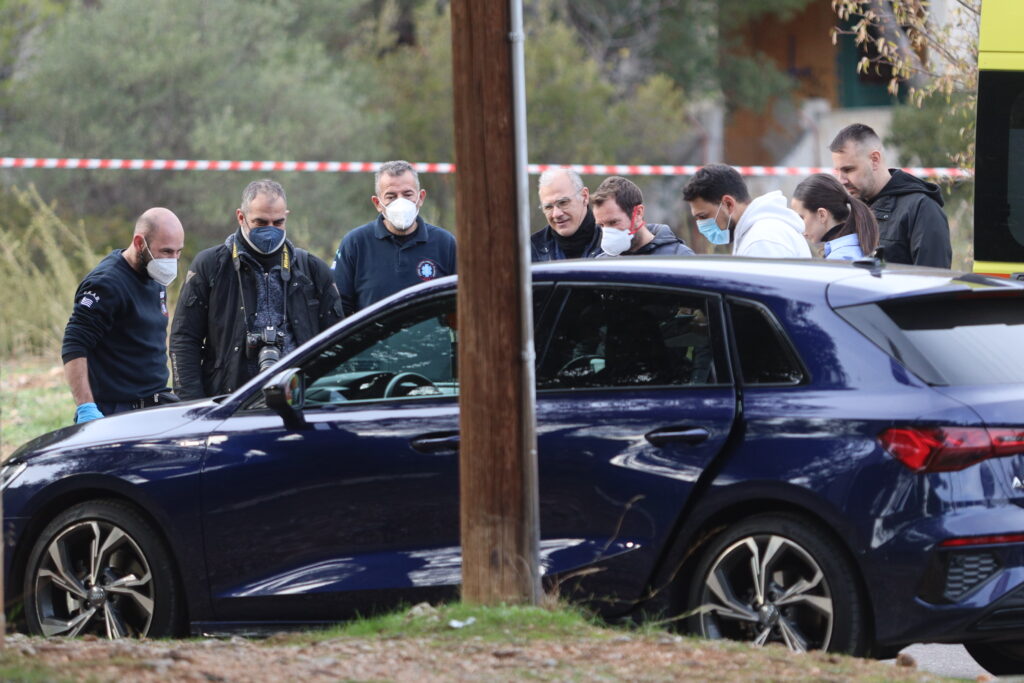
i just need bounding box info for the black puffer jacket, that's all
[868,169,951,268]
[170,233,343,400]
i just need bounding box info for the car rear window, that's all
[837,296,1024,385]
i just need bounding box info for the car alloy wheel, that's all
[25,500,180,638]
[688,513,866,654]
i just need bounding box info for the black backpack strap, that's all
[207,246,233,289]
[290,245,310,275]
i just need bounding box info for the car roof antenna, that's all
[853,246,885,277]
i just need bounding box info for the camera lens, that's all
[257,345,282,373]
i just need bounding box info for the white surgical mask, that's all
[143,239,177,286]
[600,227,633,256]
[382,197,419,231]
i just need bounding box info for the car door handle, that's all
[644,426,710,447]
[410,432,460,454]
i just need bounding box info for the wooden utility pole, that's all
[451,0,540,604]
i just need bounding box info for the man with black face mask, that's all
[531,168,603,261]
[170,179,343,400]
[62,208,185,422]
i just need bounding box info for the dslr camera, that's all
[246,325,286,373]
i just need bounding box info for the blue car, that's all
[5,257,1024,674]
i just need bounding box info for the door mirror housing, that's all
[263,368,308,430]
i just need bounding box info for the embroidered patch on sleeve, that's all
[77,290,101,309]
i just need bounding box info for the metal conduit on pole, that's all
[450,0,540,604]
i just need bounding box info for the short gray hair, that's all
[375,160,419,196]
[538,167,584,193]
[241,179,286,213]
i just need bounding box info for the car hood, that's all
[9,399,220,463]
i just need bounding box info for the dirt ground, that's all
[2,631,963,682]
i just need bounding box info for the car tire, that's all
[23,499,182,638]
[966,642,1024,676]
[686,513,868,655]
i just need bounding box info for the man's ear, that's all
[869,149,883,170]
[371,195,385,213]
[633,203,645,226]
[235,208,246,227]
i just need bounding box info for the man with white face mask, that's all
[332,160,457,316]
[170,179,343,400]
[61,208,185,422]
[592,176,694,257]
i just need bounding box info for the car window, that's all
[289,287,554,408]
[838,295,1024,386]
[729,300,805,386]
[537,287,720,390]
[302,296,458,406]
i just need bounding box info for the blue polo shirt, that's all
[332,215,457,316]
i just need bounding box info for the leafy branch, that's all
[831,0,979,167]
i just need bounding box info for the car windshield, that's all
[837,295,1024,385]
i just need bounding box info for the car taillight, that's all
[989,428,1024,456]
[879,426,1024,473]
[939,533,1024,548]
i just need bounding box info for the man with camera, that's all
[170,179,343,400]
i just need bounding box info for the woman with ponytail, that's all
[791,173,879,260]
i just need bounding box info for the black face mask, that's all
[242,218,287,255]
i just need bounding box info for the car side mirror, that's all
[263,368,308,430]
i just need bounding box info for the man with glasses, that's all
[171,179,342,400]
[332,160,456,316]
[531,168,602,261]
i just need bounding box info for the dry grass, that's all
[0,605,951,683]
[0,355,71,459]
[0,186,102,358]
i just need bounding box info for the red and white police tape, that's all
[0,157,973,178]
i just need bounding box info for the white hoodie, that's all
[733,191,812,258]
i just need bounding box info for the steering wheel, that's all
[383,372,440,398]
[556,355,605,377]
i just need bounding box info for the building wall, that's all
[723,0,907,167]
[724,1,839,164]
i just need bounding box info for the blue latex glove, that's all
[75,402,104,423]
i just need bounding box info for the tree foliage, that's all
[2,0,380,255]
[0,0,702,251]
[0,0,828,256]
[832,0,979,167]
